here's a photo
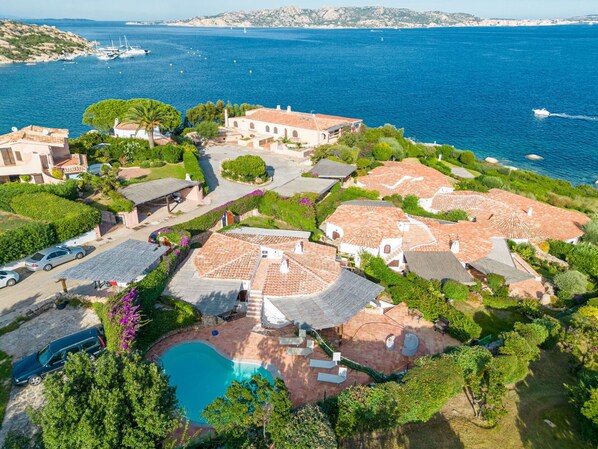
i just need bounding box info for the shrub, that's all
[195,121,220,140]
[182,150,205,184]
[459,150,476,165]
[378,137,404,160]
[437,209,469,222]
[275,404,337,449]
[372,142,392,161]
[567,244,598,279]
[50,168,64,179]
[554,270,588,295]
[455,179,489,192]
[150,160,165,168]
[0,221,56,265]
[222,155,268,183]
[482,295,518,310]
[443,280,469,301]
[479,175,504,189]
[158,144,182,163]
[582,216,598,243]
[487,273,509,297]
[139,160,151,168]
[107,191,135,213]
[259,191,317,231]
[356,157,371,170]
[19,175,31,183]
[11,192,101,242]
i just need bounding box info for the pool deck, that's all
[147,303,459,410]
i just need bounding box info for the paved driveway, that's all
[0,145,304,325]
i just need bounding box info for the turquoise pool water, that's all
[160,341,274,423]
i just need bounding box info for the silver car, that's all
[0,270,19,288]
[25,245,86,272]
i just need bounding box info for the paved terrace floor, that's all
[322,303,460,375]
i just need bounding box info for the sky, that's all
[1,0,596,21]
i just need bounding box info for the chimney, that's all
[280,259,289,274]
[294,241,304,254]
[450,237,460,254]
[223,108,229,127]
[287,105,292,113]
[276,105,281,110]
[527,207,533,217]
[114,117,120,127]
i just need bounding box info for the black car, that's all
[12,327,106,386]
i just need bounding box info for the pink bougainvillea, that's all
[108,288,142,353]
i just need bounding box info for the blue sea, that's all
[1,20,597,185]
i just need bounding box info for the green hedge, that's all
[11,192,101,242]
[0,221,56,265]
[182,150,205,185]
[222,155,268,183]
[174,190,263,234]
[0,180,78,212]
[482,294,519,310]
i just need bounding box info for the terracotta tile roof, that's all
[114,122,141,131]
[194,233,259,280]
[325,201,408,249]
[356,160,454,199]
[408,218,497,264]
[194,232,341,296]
[244,108,362,131]
[0,125,68,146]
[432,189,588,242]
[225,233,304,247]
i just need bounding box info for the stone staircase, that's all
[246,290,263,320]
[383,247,403,264]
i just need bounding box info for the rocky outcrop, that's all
[0,20,93,64]
[160,7,598,29]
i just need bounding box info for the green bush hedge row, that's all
[442,280,469,301]
[0,221,56,265]
[0,180,78,212]
[11,192,101,242]
[182,150,205,185]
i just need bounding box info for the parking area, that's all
[0,305,101,441]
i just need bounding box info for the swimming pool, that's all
[159,341,274,423]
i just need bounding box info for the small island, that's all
[0,20,93,64]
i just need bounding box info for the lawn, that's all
[240,216,299,230]
[0,211,31,234]
[343,350,592,449]
[145,163,186,181]
[454,300,528,338]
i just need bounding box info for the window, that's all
[265,125,270,132]
[261,250,269,258]
[273,127,278,134]
[292,130,298,138]
[250,123,255,130]
[14,151,22,162]
[384,245,391,254]
[332,231,340,240]
[81,339,100,352]
[0,149,15,166]
[233,121,238,127]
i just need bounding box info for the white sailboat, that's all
[119,35,150,58]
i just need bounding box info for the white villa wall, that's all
[113,126,160,140]
[262,299,291,328]
[325,222,344,240]
[379,237,402,255]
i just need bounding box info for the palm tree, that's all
[124,100,166,149]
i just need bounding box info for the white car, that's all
[0,270,19,288]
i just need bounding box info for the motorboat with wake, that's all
[533,108,550,117]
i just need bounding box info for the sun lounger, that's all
[279,336,304,346]
[287,347,313,356]
[317,367,348,384]
[298,329,307,338]
[309,359,337,369]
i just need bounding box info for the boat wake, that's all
[549,113,598,122]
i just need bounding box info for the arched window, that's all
[384,245,391,254]
[266,125,270,132]
[273,127,278,134]
[322,133,327,140]
[332,231,340,240]
[249,123,255,130]
[233,121,238,128]
[292,130,299,138]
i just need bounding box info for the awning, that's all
[119,178,199,206]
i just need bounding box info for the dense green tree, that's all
[273,404,337,449]
[195,121,220,141]
[203,375,291,448]
[372,142,392,161]
[378,137,404,160]
[567,244,598,278]
[186,101,260,126]
[83,98,181,132]
[222,155,268,182]
[459,150,476,165]
[36,352,180,449]
[582,215,598,243]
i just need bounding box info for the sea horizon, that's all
[1,20,597,186]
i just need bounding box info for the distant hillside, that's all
[159,6,598,29]
[168,6,481,28]
[0,20,92,64]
